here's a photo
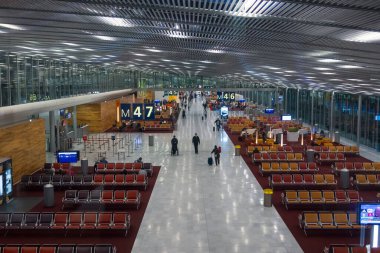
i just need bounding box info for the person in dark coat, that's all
[211,145,220,165]
[214,118,221,131]
[192,133,200,154]
[171,135,179,155]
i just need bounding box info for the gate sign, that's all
[120,104,131,120]
[223,92,230,101]
[217,91,223,101]
[144,104,155,120]
[230,92,235,101]
[132,104,144,120]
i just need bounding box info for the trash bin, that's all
[81,158,88,176]
[44,184,55,207]
[263,188,273,207]
[235,145,241,156]
[306,149,315,163]
[334,131,340,144]
[149,135,154,146]
[340,168,350,189]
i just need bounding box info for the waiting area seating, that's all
[270,173,337,189]
[316,152,345,164]
[354,174,380,189]
[333,162,380,174]
[0,244,116,253]
[298,211,364,236]
[95,162,152,176]
[307,145,359,155]
[21,174,148,190]
[62,190,141,210]
[281,190,361,210]
[324,244,380,253]
[259,162,318,175]
[253,152,304,163]
[0,212,130,237]
[247,145,293,155]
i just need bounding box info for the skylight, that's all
[338,65,363,69]
[317,59,342,63]
[99,17,134,27]
[0,23,24,30]
[345,31,380,43]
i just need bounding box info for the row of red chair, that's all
[0,244,115,253]
[21,174,148,190]
[259,162,318,175]
[247,145,293,154]
[298,211,364,236]
[334,162,380,174]
[62,190,140,210]
[95,163,152,176]
[253,152,304,163]
[316,153,345,164]
[324,244,378,253]
[281,190,360,210]
[51,163,71,170]
[0,212,130,237]
[270,174,337,189]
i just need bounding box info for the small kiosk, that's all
[0,157,13,205]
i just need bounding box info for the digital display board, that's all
[120,104,131,120]
[375,115,380,121]
[357,203,380,225]
[282,115,292,121]
[265,109,275,114]
[221,106,229,119]
[57,151,80,163]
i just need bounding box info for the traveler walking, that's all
[211,145,220,165]
[171,135,179,155]
[214,118,221,131]
[192,133,200,154]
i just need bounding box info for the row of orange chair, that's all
[354,174,380,189]
[62,190,140,210]
[281,190,360,210]
[247,145,293,154]
[253,152,304,162]
[270,174,337,189]
[259,162,318,175]
[298,211,364,236]
[0,212,130,237]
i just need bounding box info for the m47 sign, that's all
[120,103,156,120]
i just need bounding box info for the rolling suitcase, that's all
[208,157,213,166]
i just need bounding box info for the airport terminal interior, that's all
[1,1,380,253]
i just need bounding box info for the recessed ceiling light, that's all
[146,48,162,53]
[93,35,117,41]
[329,79,342,81]
[0,30,7,33]
[314,67,333,71]
[322,72,336,75]
[162,59,171,62]
[62,42,79,46]
[0,23,24,30]
[200,60,212,64]
[347,79,363,82]
[344,31,380,43]
[81,48,94,51]
[133,53,147,57]
[285,70,296,73]
[317,59,342,63]
[206,49,225,54]
[262,66,280,70]
[308,51,336,57]
[338,65,363,69]
[99,17,134,27]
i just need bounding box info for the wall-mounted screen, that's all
[265,109,275,114]
[57,151,80,163]
[281,115,292,121]
[357,203,380,225]
[375,115,380,121]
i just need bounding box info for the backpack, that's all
[218,146,221,154]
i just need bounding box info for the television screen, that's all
[375,115,380,121]
[66,112,72,119]
[357,203,380,225]
[265,109,274,114]
[57,151,80,163]
[282,115,292,121]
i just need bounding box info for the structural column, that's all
[310,91,314,127]
[296,89,300,120]
[329,91,335,138]
[49,110,56,153]
[275,88,279,113]
[73,106,78,139]
[284,88,288,114]
[356,95,362,146]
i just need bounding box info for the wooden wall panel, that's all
[101,100,117,131]
[76,104,102,132]
[0,119,46,183]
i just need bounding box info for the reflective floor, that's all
[47,97,303,253]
